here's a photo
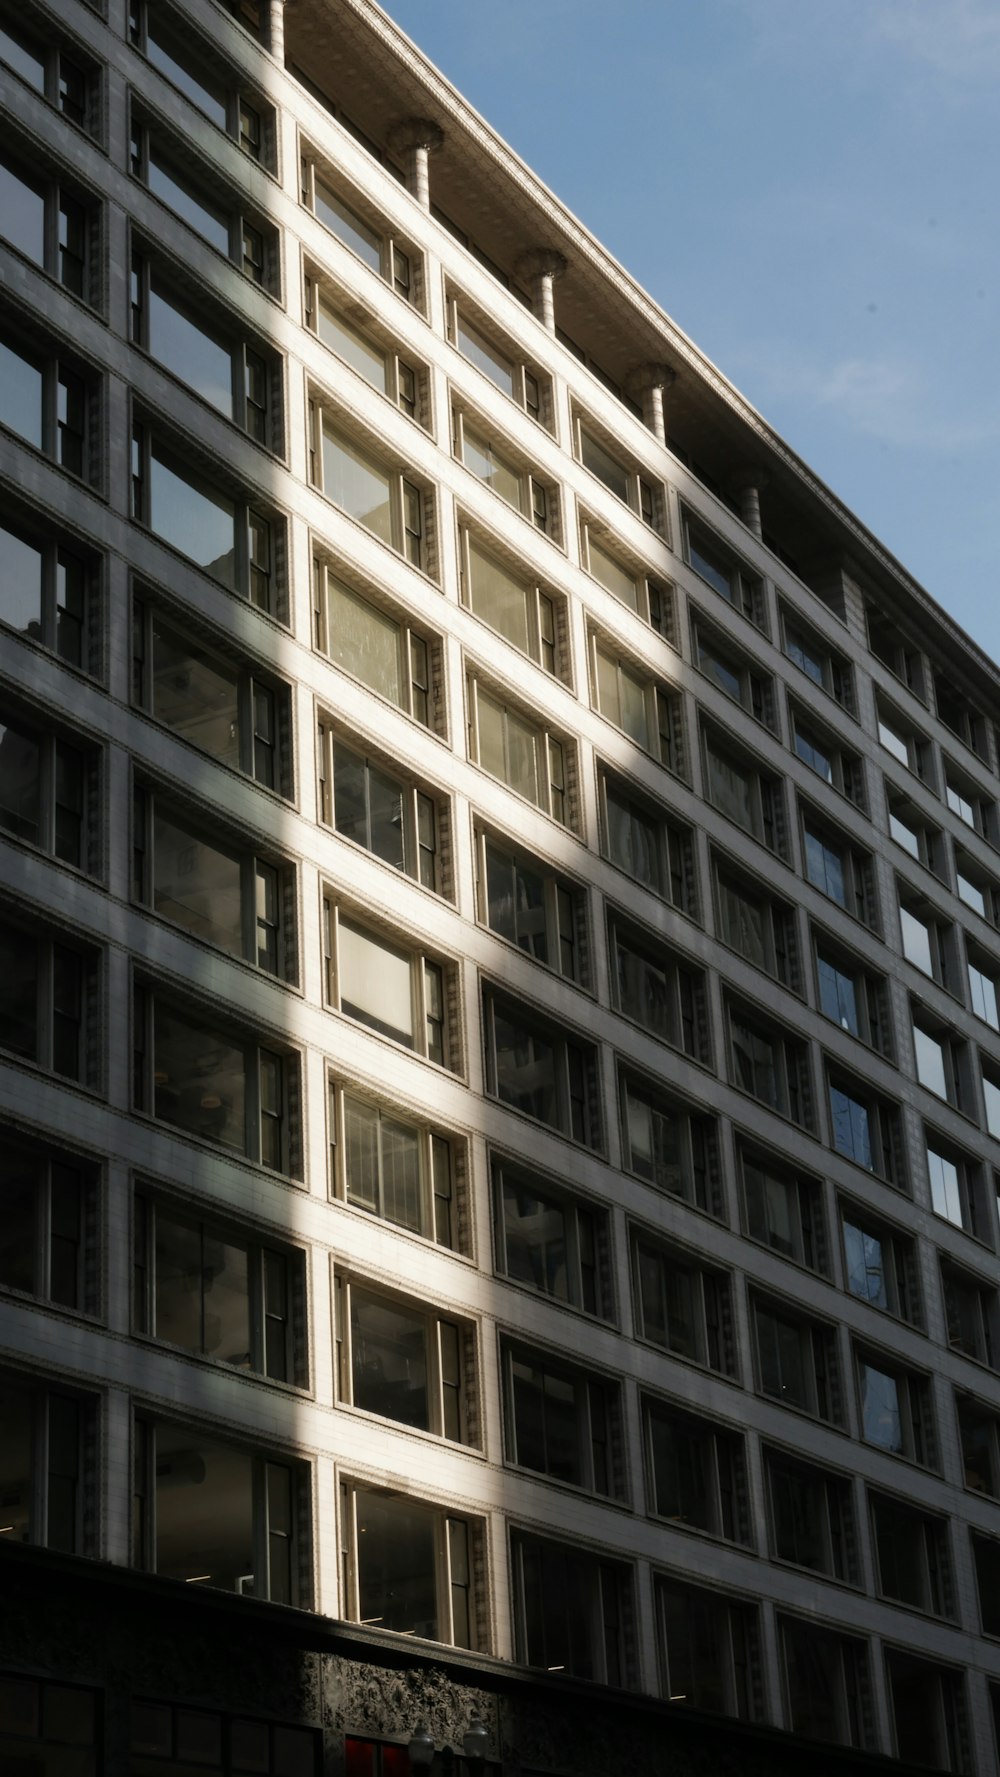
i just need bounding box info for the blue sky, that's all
[385,0,1000,664]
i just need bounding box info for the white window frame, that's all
[321,897,453,1070]
[308,400,430,572]
[334,1272,471,1443]
[328,1077,459,1249]
[457,525,561,676]
[304,271,426,424]
[466,674,571,827]
[300,155,416,301]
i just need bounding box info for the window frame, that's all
[655,1573,761,1721]
[580,516,672,637]
[308,398,433,574]
[129,116,276,291]
[840,1199,920,1326]
[302,155,419,306]
[813,928,892,1056]
[621,1071,722,1215]
[589,628,685,774]
[0,907,99,1088]
[466,672,573,828]
[574,411,664,535]
[644,1396,751,1545]
[752,1292,841,1426]
[610,911,709,1063]
[740,1146,827,1273]
[692,611,776,730]
[827,1067,905,1187]
[685,511,766,629]
[727,1001,812,1128]
[598,766,697,914]
[702,722,785,856]
[316,719,445,896]
[305,269,428,426]
[335,1271,474,1445]
[453,406,556,536]
[766,1450,857,1585]
[855,1345,935,1467]
[312,558,440,727]
[482,985,599,1148]
[801,806,879,929]
[0,138,98,303]
[0,700,99,875]
[491,1153,613,1320]
[0,508,98,674]
[502,1336,622,1499]
[476,825,585,983]
[0,319,95,482]
[779,1613,873,1750]
[633,1229,735,1376]
[713,851,799,989]
[130,420,279,613]
[447,293,551,427]
[128,0,275,167]
[0,1139,96,1315]
[458,522,564,677]
[322,897,456,1072]
[790,703,866,808]
[339,1481,482,1651]
[0,1369,91,1555]
[511,1528,634,1686]
[329,1078,462,1251]
[0,15,99,136]
[782,605,854,709]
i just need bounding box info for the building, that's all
[1,0,1000,1771]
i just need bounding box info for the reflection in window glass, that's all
[152,1001,246,1152]
[0,152,45,265]
[149,622,241,770]
[858,1361,902,1453]
[0,338,43,451]
[147,282,234,417]
[339,920,413,1049]
[316,295,388,391]
[313,177,381,272]
[147,144,229,254]
[145,442,236,586]
[355,1490,439,1637]
[455,314,514,397]
[321,425,392,545]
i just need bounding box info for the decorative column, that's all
[625,362,675,445]
[386,118,445,210]
[732,468,768,540]
[515,247,569,334]
[268,0,285,62]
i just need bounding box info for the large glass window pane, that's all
[144,21,227,127]
[147,146,229,253]
[327,582,401,703]
[501,1178,570,1301]
[322,427,392,545]
[0,926,38,1060]
[0,339,43,450]
[147,282,234,417]
[830,1086,874,1169]
[455,315,514,397]
[859,1362,903,1452]
[805,831,845,905]
[316,296,388,391]
[152,1002,246,1152]
[844,1222,889,1308]
[151,812,243,957]
[0,523,43,640]
[313,179,381,272]
[351,1291,429,1429]
[0,719,40,846]
[900,908,933,974]
[0,153,45,265]
[707,748,754,830]
[927,1147,963,1225]
[150,622,241,767]
[818,955,859,1034]
[466,541,529,653]
[580,430,629,502]
[493,1009,557,1125]
[913,1026,948,1098]
[154,1425,254,1591]
[154,1214,251,1367]
[339,920,413,1047]
[0,1376,33,1543]
[355,1491,438,1638]
[0,24,45,89]
[463,429,522,510]
[147,444,236,587]
[380,1115,422,1232]
[485,842,548,961]
[605,786,660,891]
[588,537,638,609]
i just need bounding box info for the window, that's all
[714,858,798,987]
[133,1419,303,1605]
[313,562,438,723]
[129,3,273,165]
[753,1296,840,1423]
[945,765,996,842]
[0,17,96,132]
[599,770,696,912]
[0,1371,90,1554]
[814,935,891,1053]
[693,617,774,728]
[935,672,988,760]
[790,708,865,806]
[448,299,548,423]
[503,1341,621,1497]
[941,1260,998,1368]
[576,417,661,533]
[927,1136,986,1237]
[330,1083,461,1251]
[322,901,454,1070]
[477,830,583,981]
[454,412,554,534]
[0,703,98,872]
[742,1150,826,1271]
[133,985,299,1174]
[317,723,442,893]
[911,1006,967,1109]
[655,1577,760,1719]
[131,425,278,612]
[685,514,764,627]
[611,918,709,1062]
[309,407,430,572]
[130,122,275,289]
[802,813,877,927]
[581,521,671,636]
[130,255,277,447]
[767,1454,856,1582]
[982,1057,1000,1141]
[884,1651,968,1772]
[958,1395,1000,1497]
[645,1401,749,1543]
[302,160,416,303]
[129,1701,316,1773]
[0,143,95,300]
[0,513,96,670]
[467,676,571,827]
[133,1195,303,1384]
[0,911,98,1087]
[827,1072,904,1184]
[512,1531,632,1685]
[483,988,598,1147]
[0,1139,95,1312]
[898,893,956,988]
[779,1618,872,1750]
[0,323,92,479]
[340,1484,480,1650]
[590,634,684,773]
[132,598,290,794]
[870,1492,951,1616]
[0,1675,97,1775]
[703,727,784,854]
[622,1076,721,1213]
[133,786,294,980]
[459,530,561,674]
[634,1235,734,1375]
[856,1349,934,1465]
[841,1205,919,1324]
[972,1533,1000,1636]
[306,276,426,423]
[887,792,944,875]
[866,604,925,697]
[335,1277,473,1444]
[966,940,999,1029]
[728,1005,811,1126]
[783,608,854,708]
[955,847,1000,925]
[876,696,931,780]
[491,1157,611,1317]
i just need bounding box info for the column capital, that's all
[514,246,569,284]
[730,464,769,495]
[385,116,445,157]
[625,361,676,398]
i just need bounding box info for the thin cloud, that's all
[743,349,999,452]
[872,0,1000,79]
